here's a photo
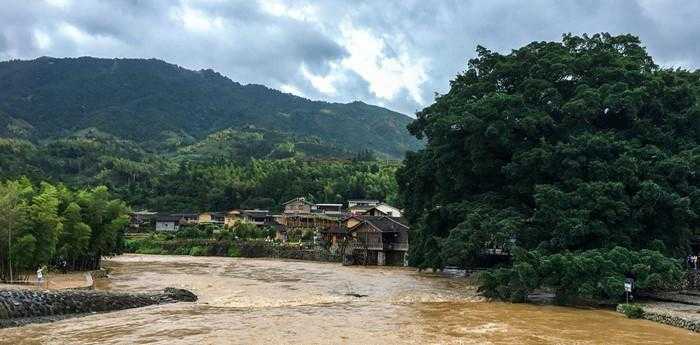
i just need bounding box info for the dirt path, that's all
[0,272,92,290]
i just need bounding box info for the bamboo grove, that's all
[0,178,129,281]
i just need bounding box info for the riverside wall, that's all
[0,287,197,328]
[616,303,700,332]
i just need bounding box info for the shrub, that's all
[478,247,683,304]
[176,224,218,239]
[129,236,166,255]
[227,245,240,257]
[618,304,644,319]
[173,245,193,255]
[188,246,206,256]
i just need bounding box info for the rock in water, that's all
[164,287,198,302]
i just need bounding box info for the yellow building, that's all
[198,212,225,224]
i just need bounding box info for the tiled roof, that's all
[362,216,409,233]
[156,215,182,222]
[243,209,270,218]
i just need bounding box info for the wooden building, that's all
[241,209,273,226]
[128,210,157,231]
[283,197,315,214]
[315,203,343,217]
[346,216,409,266]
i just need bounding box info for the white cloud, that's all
[33,29,52,50]
[170,4,225,33]
[259,0,319,22]
[3,0,700,116]
[280,83,306,97]
[58,22,90,44]
[301,63,342,95]
[44,0,71,9]
[55,22,126,55]
[337,21,427,104]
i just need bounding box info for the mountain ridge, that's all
[0,56,421,158]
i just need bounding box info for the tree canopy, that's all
[0,179,129,280]
[398,33,700,272]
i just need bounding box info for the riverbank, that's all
[0,271,97,291]
[617,291,700,332]
[126,238,343,263]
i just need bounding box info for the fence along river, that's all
[0,254,696,344]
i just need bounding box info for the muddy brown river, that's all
[0,254,697,344]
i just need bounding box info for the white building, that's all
[155,215,181,232]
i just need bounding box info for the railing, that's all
[349,241,408,251]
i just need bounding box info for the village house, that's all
[346,216,409,266]
[241,209,272,226]
[315,203,343,217]
[198,212,225,224]
[347,199,380,214]
[171,213,198,225]
[283,197,316,214]
[224,209,276,228]
[363,203,402,218]
[279,197,338,230]
[128,210,158,231]
[155,215,181,232]
[224,210,243,227]
[342,214,364,229]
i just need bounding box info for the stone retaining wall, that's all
[272,247,341,262]
[0,287,196,328]
[686,271,700,290]
[616,304,700,332]
[640,308,700,332]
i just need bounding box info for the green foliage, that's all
[0,133,402,212]
[0,57,420,158]
[478,247,683,304]
[10,235,37,273]
[0,179,129,279]
[399,33,700,277]
[230,223,274,240]
[618,304,644,318]
[58,202,92,262]
[175,224,217,239]
[227,245,240,257]
[188,246,207,256]
[0,58,413,216]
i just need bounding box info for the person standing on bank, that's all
[36,266,45,288]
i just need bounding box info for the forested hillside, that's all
[0,56,421,158]
[0,57,417,212]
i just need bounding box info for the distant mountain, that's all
[0,57,421,158]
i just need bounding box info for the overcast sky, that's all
[1,0,699,115]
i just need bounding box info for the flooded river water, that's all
[0,254,696,344]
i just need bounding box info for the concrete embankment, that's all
[0,287,197,328]
[617,291,700,332]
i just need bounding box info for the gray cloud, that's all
[1,0,698,116]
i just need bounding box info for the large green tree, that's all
[398,33,700,270]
